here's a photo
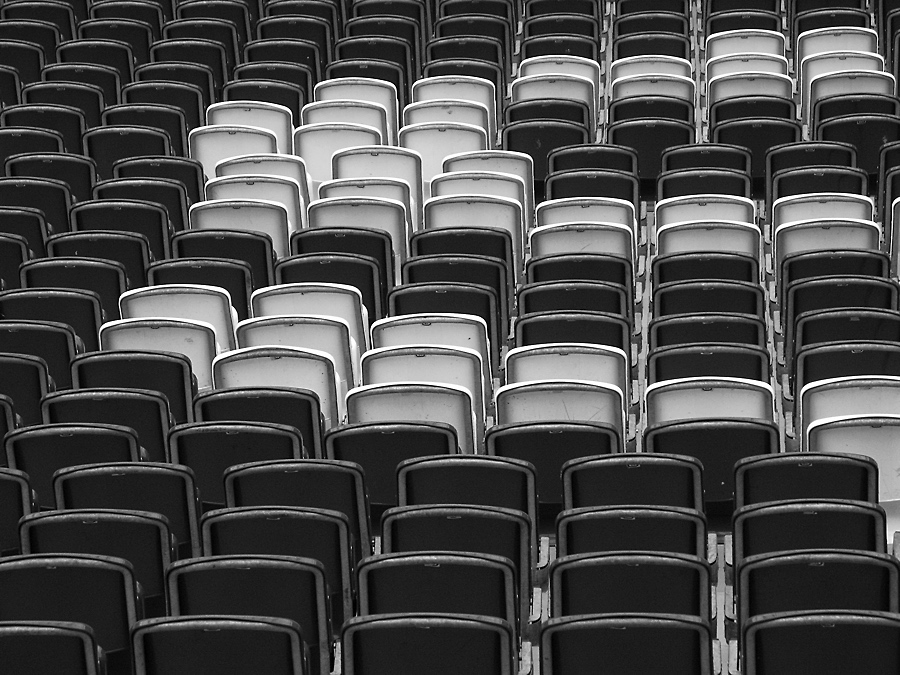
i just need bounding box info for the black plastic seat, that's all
[0,553,139,675]
[6,422,140,509]
[72,349,195,424]
[0,104,84,155]
[70,198,171,261]
[42,387,171,463]
[47,231,150,289]
[325,421,457,516]
[200,505,354,625]
[193,386,324,460]
[165,555,331,675]
[167,421,304,511]
[5,152,95,204]
[53,461,202,558]
[20,508,172,616]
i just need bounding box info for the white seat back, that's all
[189,124,278,183]
[207,101,294,154]
[189,199,291,258]
[213,345,341,427]
[100,317,218,390]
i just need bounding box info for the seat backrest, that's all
[743,609,900,675]
[6,422,141,508]
[100,317,218,392]
[494,380,626,440]
[132,615,306,675]
[20,508,171,613]
[224,458,370,560]
[200,505,353,625]
[0,619,105,675]
[346,381,476,453]
[293,122,384,198]
[0,553,139,662]
[206,100,294,154]
[341,612,515,675]
[356,551,518,636]
[644,376,775,426]
[738,550,900,635]
[189,198,290,258]
[380,503,531,625]
[550,551,711,620]
[557,505,708,558]
[0,467,31,555]
[167,421,305,510]
[188,124,278,183]
[733,499,887,569]
[212,346,340,429]
[53,461,201,558]
[120,284,237,351]
[562,453,704,512]
[540,613,713,675]
[206,174,306,232]
[165,554,330,675]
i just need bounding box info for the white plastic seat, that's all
[293,123,383,198]
[369,312,492,384]
[773,218,881,280]
[205,174,306,232]
[398,122,488,198]
[430,170,527,225]
[644,376,775,427]
[307,195,409,266]
[411,75,497,143]
[800,51,885,123]
[189,124,278,183]
[319,176,411,209]
[361,344,486,441]
[402,99,492,139]
[610,74,695,104]
[346,381,477,453]
[213,345,341,427]
[607,55,693,81]
[796,27,879,66]
[119,283,238,350]
[318,177,413,254]
[100,317,218,390]
[654,194,757,229]
[705,53,789,80]
[301,99,390,143]
[528,222,635,264]
[251,282,369,352]
[423,194,524,275]
[799,375,900,451]
[889,195,900,273]
[807,413,900,540]
[706,72,794,108]
[215,153,312,209]
[705,29,786,60]
[189,198,291,258]
[809,71,896,126]
[656,220,762,262]
[442,151,535,232]
[206,101,294,154]
[313,77,399,144]
[517,55,602,107]
[236,313,359,392]
[504,343,630,405]
[332,145,424,232]
[494,380,626,440]
[772,193,875,230]
[535,197,637,241]
[510,73,597,139]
